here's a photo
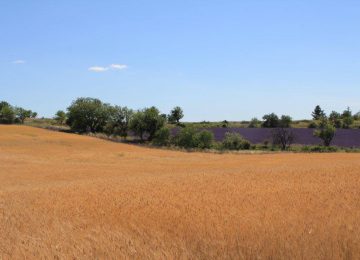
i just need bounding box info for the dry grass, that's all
[1,125,360,259]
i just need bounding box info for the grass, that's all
[1,125,360,258]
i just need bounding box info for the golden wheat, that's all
[1,125,360,259]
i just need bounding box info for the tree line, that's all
[0,101,37,124]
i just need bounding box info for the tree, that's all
[329,111,342,128]
[168,106,184,124]
[341,107,353,129]
[15,107,32,124]
[31,112,38,118]
[195,130,214,149]
[129,111,147,141]
[222,132,251,150]
[248,118,260,128]
[272,128,295,150]
[66,97,110,133]
[279,115,292,128]
[152,127,171,146]
[0,104,15,124]
[129,107,165,141]
[54,110,67,125]
[262,113,279,128]
[174,127,198,148]
[143,107,166,141]
[312,105,326,120]
[314,123,336,146]
[105,106,133,138]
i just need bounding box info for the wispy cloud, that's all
[109,64,128,70]
[88,66,109,72]
[12,60,26,64]
[88,63,128,72]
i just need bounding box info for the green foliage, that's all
[314,122,336,146]
[152,127,171,146]
[300,145,339,153]
[66,97,110,133]
[195,130,214,149]
[308,122,317,128]
[130,107,165,141]
[0,104,15,124]
[279,115,292,128]
[329,111,342,128]
[54,110,67,125]
[222,132,251,150]
[341,107,353,129]
[248,118,260,128]
[262,113,279,128]
[174,127,198,148]
[15,107,33,124]
[104,106,133,138]
[312,105,326,120]
[168,106,184,124]
[129,111,147,141]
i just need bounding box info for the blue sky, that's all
[1,0,359,121]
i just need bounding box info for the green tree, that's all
[0,104,15,124]
[152,127,171,146]
[329,111,342,128]
[279,115,292,128]
[15,107,32,124]
[195,130,214,149]
[143,107,166,141]
[222,132,251,150]
[312,105,326,120]
[129,111,147,141]
[54,110,67,125]
[262,113,279,128]
[174,127,198,148]
[66,97,110,133]
[314,123,336,146]
[248,118,260,128]
[105,106,133,138]
[168,106,184,124]
[341,107,353,129]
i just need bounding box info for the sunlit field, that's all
[1,125,360,259]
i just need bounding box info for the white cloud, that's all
[12,60,26,64]
[88,63,128,72]
[88,66,109,72]
[109,64,128,70]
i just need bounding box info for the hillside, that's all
[1,125,360,259]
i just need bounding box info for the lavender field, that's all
[174,128,360,148]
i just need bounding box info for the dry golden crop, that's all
[1,125,360,259]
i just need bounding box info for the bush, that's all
[152,127,171,146]
[66,97,110,133]
[195,130,214,149]
[300,145,338,153]
[314,123,336,146]
[222,132,251,150]
[130,107,165,141]
[174,127,198,148]
[308,122,317,128]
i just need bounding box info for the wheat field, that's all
[1,125,360,259]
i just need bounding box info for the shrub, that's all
[301,145,338,153]
[195,130,214,149]
[308,122,317,128]
[314,123,336,146]
[54,110,67,125]
[152,127,171,146]
[105,106,133,138]
[175,127,198,148]
[222,132,251,150]
[248,118,260,128]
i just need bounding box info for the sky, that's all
[0,0,359,121]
